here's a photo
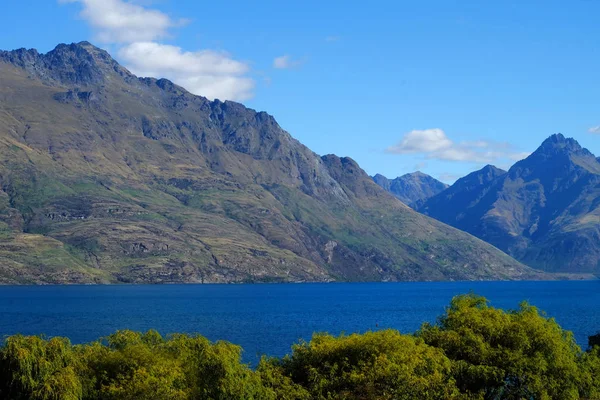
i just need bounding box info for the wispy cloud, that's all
[589,126,600,134]
[119,42,254,101]
[325,36,341,42]
[60,0,255,101]
[385,128,528,164]
[387,129,451,154]
[59,0,187,43]
[273,55,302,69]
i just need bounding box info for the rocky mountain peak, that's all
[408,171,427,177]
[513,134,599,176]
[538,133,581,152]
[0,47,42,73]
[45,41,134,85]
[480,164,503,173]
[454,164,506,187]
[372,171,448,207]
[0,41,134,86]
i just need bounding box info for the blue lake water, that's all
[0,281,598,365]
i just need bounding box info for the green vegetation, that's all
[2,294,600,399]
[0,42,542,284]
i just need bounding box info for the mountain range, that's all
[0,42,542,284]
[372,172,448,207]
[416,134,600,273]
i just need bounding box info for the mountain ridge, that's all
[372,171,448,207]
[418,134,600,273]
[0,42,548,283]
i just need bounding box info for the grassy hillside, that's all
[0,42,542,283]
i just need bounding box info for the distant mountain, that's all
[0,41,540,284]
[418,134,600,273]
[373,172,448,207]
[417,165,507,229]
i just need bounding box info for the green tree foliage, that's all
[0,330,272,400]
[257,357,311,400]
[267,329,461,399]
[78,330,190,399]
[0,335,82,400]
[579,346,600,399]
[1,294,600,399]
[164,333,271,400]
[578,334,600,399]
[418,294,583,399]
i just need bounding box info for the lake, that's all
[0,281,598,364]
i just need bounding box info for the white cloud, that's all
[60,0,187,43]
[60,0,255,101]
[589,126,600,134]
[462,140,493,148]
[386,129,528,164]
[119,42,254,100]
[273,55,302,69]
[386,129,453,154]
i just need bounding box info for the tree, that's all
[0,335,82,400]
[77,330,189,400]
[1,295,598,399]
[166,333,272,400]
[418,294,582,400]
[274,329,461,399]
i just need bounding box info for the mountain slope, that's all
[0,42,539,283]
[418,134,600,273]
[373,172,448,207]
[417,165,507,229]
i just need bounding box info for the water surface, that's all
[0,281,598,364]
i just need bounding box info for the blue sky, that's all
[1,0,599,183]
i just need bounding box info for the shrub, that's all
[0,335,82,400]
[273,329,461,399]
[418,294,582,399]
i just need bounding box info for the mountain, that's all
[418,134,600,273]
[372,172,448,207]
[0,42,540,283]
[417,165,507,229]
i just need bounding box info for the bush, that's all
[418,294,582,399]
[0,335,82,400]
[269,329,461,399]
